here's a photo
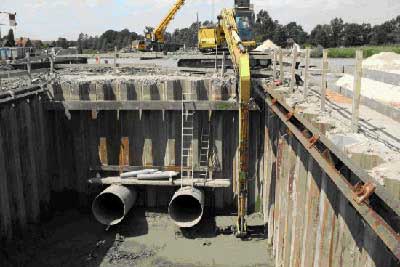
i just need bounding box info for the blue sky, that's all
[0,0,399,40]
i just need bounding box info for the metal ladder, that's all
[198,125,210,180]
[181,91,195,187]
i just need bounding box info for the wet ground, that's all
[0,208,273,267]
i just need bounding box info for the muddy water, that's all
[1,209,273,267]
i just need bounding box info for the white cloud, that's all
[0,0,399,40]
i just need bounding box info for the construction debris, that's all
[363,52,400,73]
[254,39,279,52]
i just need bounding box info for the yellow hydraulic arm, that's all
[219,8,251,237]
[149,0,186,43]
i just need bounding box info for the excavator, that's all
[218,7,251,238]
[198,0,256,52]
[133,0,186,52]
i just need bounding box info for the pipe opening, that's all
[92,192,125,225]
[169,187,204,228]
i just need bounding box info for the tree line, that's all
[253,10,400,48]
[75,12,399,51]
[1,11,399,51]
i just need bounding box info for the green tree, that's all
[272,24,288,47]
[310,24,331,47]
[6,29,15,46]
[25,38,32,47]
[284,22,308,45]
[253,10,276,43]
[342,23,366,46]
[330,18,344,47]
[56,37,68,49]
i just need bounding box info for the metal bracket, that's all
[285,111,294,121]
[308,135,320,148]
[353,182,376,205]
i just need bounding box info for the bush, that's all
[309,45,400,58]
[310,45,324,58]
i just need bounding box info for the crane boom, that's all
[152,0,186,43]
[219,8,251,237]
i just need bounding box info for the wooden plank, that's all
[32,97,51,209]
[50,110,77,192]
[142,111,153,166]
[351,50,363,133]
[128,111,144,166]
[0,108,12,239]
[88,177,231,188]
[222,111,235,208]
[150,111,168,167]
[88,109,100,167]
[96,82,105,101]
[289,143,308,267]
[332,193,363,266]
[99,137,108,165]
[70,82,80,101]
[1,106,27,231]
[274,126,287,265]
[71,112,89,194]
[290,45,298,92]
[21,101,40,223]
[283,134,297,267]
[313,171,336,267]
[300,158,321,267]
[119,137,130,172]
[106,111,120,166]
[304,48,310,98]
[320,49,328,112]
[266,109,278,245]
[213,111,223,175]
[272,51,277,82]
[165,111,177,166]
[279,49,284,82]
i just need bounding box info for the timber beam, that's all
[45,100,260,111]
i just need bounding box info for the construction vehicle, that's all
[217,7,251,237]
[132,40,146,52]
[142,0,186,52]
[198,26,225,52]
[198,0,256,52]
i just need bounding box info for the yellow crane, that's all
[219,8,251,237]
[144,0,186,52]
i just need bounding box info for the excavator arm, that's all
[151,0,186,43]
[219,8,251,237]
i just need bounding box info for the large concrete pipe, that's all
[92,185,137,225]
[168,187,204,228]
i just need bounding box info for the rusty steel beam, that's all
[264,91,400,261]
